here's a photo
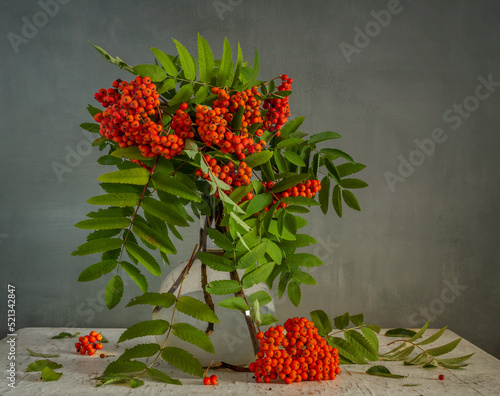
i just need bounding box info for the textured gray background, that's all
[1,0,499,360]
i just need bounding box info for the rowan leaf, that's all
[103,360,148,375]
[172,323,215,353]
[197,252,235,272]
[152,173,202,202]
[126,292,176,308]
[308,131,342,145]
[105,275,124,309]
[173,39,196,80]
[98,168,150,185]
[287,281,301,307]
[78,260,117,282]
[147,367,182,385]
[118,319,170,343]
[217,296,249,311]
[120,261,148,293]
[87,193,141,207]
[117,343,160,361]
[41,367,63,382]
[205,280,241,295]
[150,47,178,77]
[384,328,417,338]
[242,262,275,288]
[176,296,220,323]
[365,365,406,379]
[162,346,204,377]
[26,360,62,372]
[71,238,124,256]
[310,310,333,337]
[125,241,161,276]
[75,217,130,230]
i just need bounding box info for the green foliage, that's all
[78,259,117,282]
[161,347,204,377]
[27,349,59,358]
[26,360,62,372]
[118,319,170,343]
[217,296,249,310]
[41,367,63,381]
[205,279,241,295]
[126,292,176,308]
[105,275,124,309]
[365,365,407,379]
[50,331,80,339]
[176,296,220,323]
[172,323,215,354]
[117,343,160,361]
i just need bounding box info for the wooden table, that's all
[1,327,499,395]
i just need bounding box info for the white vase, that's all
[152,249,276,367]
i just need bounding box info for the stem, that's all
[118,156,159,263]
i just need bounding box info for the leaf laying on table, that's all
[51,331,80,339]
[403,384,422,387]
[40,366,63,381]
[366,365,407,379]
[384,328,417,338]
[27,349,59,358]
[26,359,62,372]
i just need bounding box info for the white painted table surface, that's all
[1,327,500,395]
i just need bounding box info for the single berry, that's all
[100,353,105,359]
[95,334,103,341]
[95,342,103,350]
[210,374,218,385]
[203,377,212,385]
[89,331,97,337]
[439,374,445,380]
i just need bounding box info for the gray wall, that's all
[2,0,499,359]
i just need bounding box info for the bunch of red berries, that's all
[195,155,253,192]
[203,374,218,385]
[249,317,340,384]
[93,76,185,160]
[74,331,104,356]
[261,179,322,211]
[194,86,265,160]
[263,75,292,136]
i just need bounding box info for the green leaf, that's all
[193,85,210,104]
[111,146,150,161]
[276,138,304,149]
[168,84,194,107]
[120,261,148,293]
[205,280,241,295]
[327,337,367,364]
[197,252,235,272]
[248,291,272,307]
[345,330,379,361]
[287,281,301,307]
[417,326,448,346]
[291,267,317,285]
[72,238,124,256]
[280,196,319,206]
[280,117,305,139]
[217,296,249,311]
[365,365,406,379]
[118,343,160,361]
[90,42,134,72]
[150,47,178,77]
[130,378,144,388]
[350,313,364,326]
[310,310,333,336]
[127,292,176,308]
[197,34,214,83]
[97,155,122,166]
[176,296,220,323]
[162,346,204,377]
[260,313,279,326]
[141,197,190,227]
[98,168,150,185]
[249,48,260,84]
[105,275,124,309]
[272,173,309,193]
[274,150,288,173]
[246,193,272,216]
[78,259,117,282]
[50,332,80,339]
[308,131,341,145]
[379,345,415,361]
[334,312,350,330]
[133,64,166,82]
[103,360,148,375]
[41,367,63,381]
[342,190,361,211]
[332,185,342,218]
[438,353,474,365]
[217,37,233,86]
[228,184,253,204]
[230,42,243,88]
[283,150,306,167]
[80,122,100,133]
[385,328,417,338]
[147,367,182,385]
[27,349,59,358]
[340,178,369,189]
[125,242,161,276]
[426,338,462,357]
[242,262,275,288]
[266,240,282,265]
[289,253,323,267]
[404,352,431,366]
[361,327,379,354]
[87,193,140,207]
[408,320,430,343]
[237,240,268,269]
[324,159,341,184]
[172,323,215,354]
[26,360,62,372]
[173,39,196,80]
[133,221,176,255]
[206,228,233,251]
[118,319,170,343]
[244,151,273,168]
[87,104,101,117]
[75,217,130,230]
[318,176,330,215]
[337,162,367,178]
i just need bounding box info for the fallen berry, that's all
[203,377,212,385]
[100,353,105,359]
[210,374,218,385]
[439,374,445,380]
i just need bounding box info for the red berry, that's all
[100,353,105,359]
[203,377,212,385]
[439,374,445,380]
[210,375,218,385]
